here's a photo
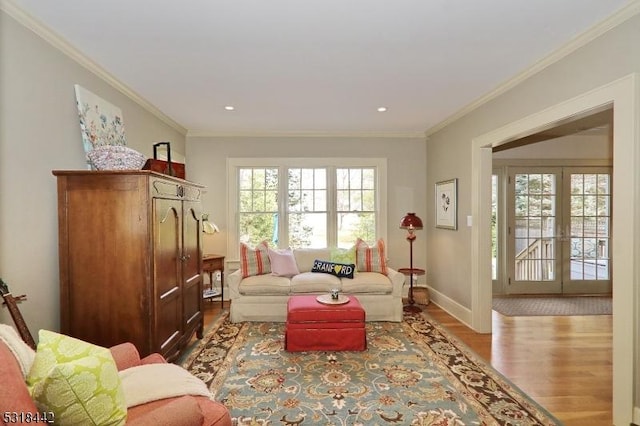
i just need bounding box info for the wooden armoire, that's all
[53,170,204,361]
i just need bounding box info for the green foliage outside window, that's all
[238,166,377,248]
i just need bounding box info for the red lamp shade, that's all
[400,212,423,230]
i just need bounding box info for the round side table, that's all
[398,268,425,312]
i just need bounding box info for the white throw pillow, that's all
[268,248,300,277]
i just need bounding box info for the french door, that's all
[506,167,612,294]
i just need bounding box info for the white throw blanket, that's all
[119,363,212,408]
[0,323,35,377]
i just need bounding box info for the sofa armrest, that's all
[227,269,243,299]
[386,268,406,297]
[140,353,167,365]
[126,395,204,426]
[110,342,142,371]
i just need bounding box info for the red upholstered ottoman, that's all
[285,294,366,352]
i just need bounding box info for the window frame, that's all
[227,157,387,260]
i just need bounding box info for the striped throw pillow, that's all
[355,238,388,275]
[240,241,271,278]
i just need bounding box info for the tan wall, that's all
[0,10,186,333]
[425,11,640,421]
[426,13,639,308]
[186,136,427,273]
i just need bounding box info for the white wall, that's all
[0,10,186,333]
[186,136,427,275]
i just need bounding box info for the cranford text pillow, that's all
[355,238,388,274]
[311,259,356,279]
[27,330,127,426]
[240,241,271,278]
[268,247,300,277]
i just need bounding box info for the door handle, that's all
[556,224,570,242]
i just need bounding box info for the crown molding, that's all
[186,130,427,139]
[425,0,640,137]
[1,0,187,136]
[6,0,636,140]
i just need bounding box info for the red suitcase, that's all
[142,141,185,179]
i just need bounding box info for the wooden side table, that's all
[398,268,425,312]
[202,254,225,308]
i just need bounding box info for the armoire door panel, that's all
[157,290,182,357]
[154,200,182,297]
[182,201,203,339]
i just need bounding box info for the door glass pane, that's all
[569,173,611,281]
[513,173,556,282]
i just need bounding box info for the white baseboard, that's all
[426,286,473,328]
[633,406,640,425]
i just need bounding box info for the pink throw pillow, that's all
[268,248,300,277]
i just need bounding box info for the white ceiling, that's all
[8,0,634,136]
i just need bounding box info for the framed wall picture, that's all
[74,84,127,168]
[435,178,457,230]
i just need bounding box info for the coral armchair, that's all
[110,342,231,425]
[0,337,231,426]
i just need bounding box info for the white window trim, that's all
[227,158,388,263]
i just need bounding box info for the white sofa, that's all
[227,248,405,323]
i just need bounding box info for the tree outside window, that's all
[237,165,378,249]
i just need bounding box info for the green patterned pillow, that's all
[330,246,356,265]
[27,330,127,426]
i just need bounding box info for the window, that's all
[229,158,387,254]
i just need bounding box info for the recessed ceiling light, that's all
[377,107,387,112]
[224,105,235,111]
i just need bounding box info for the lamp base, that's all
[403,304,422,313]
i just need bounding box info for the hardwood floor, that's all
[199,300,612,426]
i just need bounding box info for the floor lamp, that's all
[400,212,423,312]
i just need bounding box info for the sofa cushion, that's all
[341,272,393,294]
[239,274,291,296]
[355,238,388,275]
[268,248,300,277]
[240,241,271,278]
[290,272,341,293]
[27,330,127,426]
[311,259,356,279]
[293,248,332,272]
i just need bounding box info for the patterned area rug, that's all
[492,296,612,316]
[181,311,560,425]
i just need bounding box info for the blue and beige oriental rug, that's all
[181,311,560,425]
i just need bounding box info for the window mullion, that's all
[327,166,337,248]
[279,167,289,248]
